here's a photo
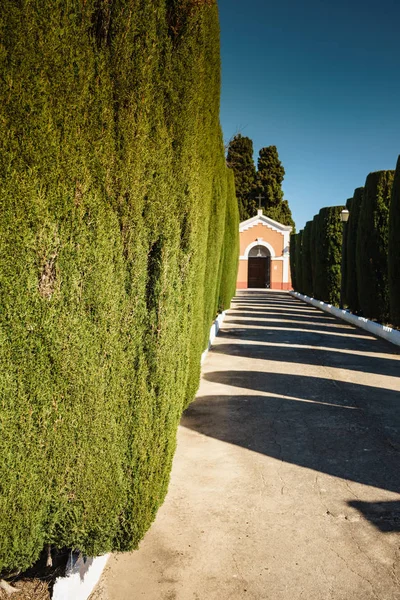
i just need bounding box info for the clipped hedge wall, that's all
[389,157,400,327]
[340,198,352,308]
[294,161,400,324]
[310,214,319,297]
[217,170,240,312]
[314,206,344,305]
[295,230,303,294]
[0,0,237,573]
[289,233,297,291]
[356,170,394,322]
[345,187,364,313]
[301,221,313,296]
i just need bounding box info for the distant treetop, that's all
[227,136,295,227]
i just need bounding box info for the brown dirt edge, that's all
[0,548,70,600]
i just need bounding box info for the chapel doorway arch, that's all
[248,245,271,288]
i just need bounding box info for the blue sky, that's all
[218,0,400,230]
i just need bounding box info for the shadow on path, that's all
[212,342,400,378]
[348,500,400,532]
[182,291,400,532]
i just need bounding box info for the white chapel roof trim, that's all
[239,212,293,234]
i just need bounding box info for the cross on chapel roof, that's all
[255,193,265,216]
[255,193,265,210]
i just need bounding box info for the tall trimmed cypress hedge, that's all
[301,221,313,296]
[345,187,364,313]
[295,231,304,294]
[340,198,352,307]
[314,206,344,305]
[310,214,319,297]
[217,170,240,312]
[389,157,400,327]
[356,170,394,322]
[289,233,297,291]
[0,0,238,573]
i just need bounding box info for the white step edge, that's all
[289,291,400,348]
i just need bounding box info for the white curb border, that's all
[51,309,227,599]
[201,310,227,364]
[290,291,400,348]
[52,553,110,600]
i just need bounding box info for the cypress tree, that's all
[301,221,313,296]
[345,187,364,313]
[356,170,395,322]
[310,214,320,297]
[340,197,352,308]
[290,233,297,291]
[389,157,400,327]
[218,170,240,310]
[295,231,304,293]
[0,0,237,574]
[256,146,295,227]
[226,134,256,221]
[314,206,344,305]
[280,199,295,228]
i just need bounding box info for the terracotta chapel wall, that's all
[239,224,284,256]
[237,222,291,290]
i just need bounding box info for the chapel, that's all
[237,209,293,290]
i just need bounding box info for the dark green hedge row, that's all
[291,207,343,304]
[340,197,352,308]
[0,0,238,573]
[291,162,400,327]
[356,170,394,322]
[301,221,313,297]
[294,230,303,295]
[389,158,400,327]
[314,206,344,305]
[344,187,364,313]
[310,214,319,296]
[217,170,240,315]
[289,233,297,291]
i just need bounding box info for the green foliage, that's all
[289,233,297,291]
[226,134,256,221]
[314,206,344,305]
[356,170,394,322]
[257,146,285,205]
[389,157,400,326]
[295,231,304,294]
[340,198,352,307]
[301,221,313,296]
[344,188,364,313]
[257,146,294,227]
[227,138,295,227]
[310,214,320,297]
[218,170,240,311]
[279,199,296,228]
[0,0,237,573]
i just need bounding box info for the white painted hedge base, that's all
[51,310,227,599]
[201,310,226,364]
[52,553,110,600]
[290,291,400,348]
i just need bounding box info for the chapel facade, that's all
[237,209,293,290]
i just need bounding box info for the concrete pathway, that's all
[92,290,400,600]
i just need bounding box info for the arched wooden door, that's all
[248,245,271,288]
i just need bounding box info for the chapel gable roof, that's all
[239,211,293,234]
